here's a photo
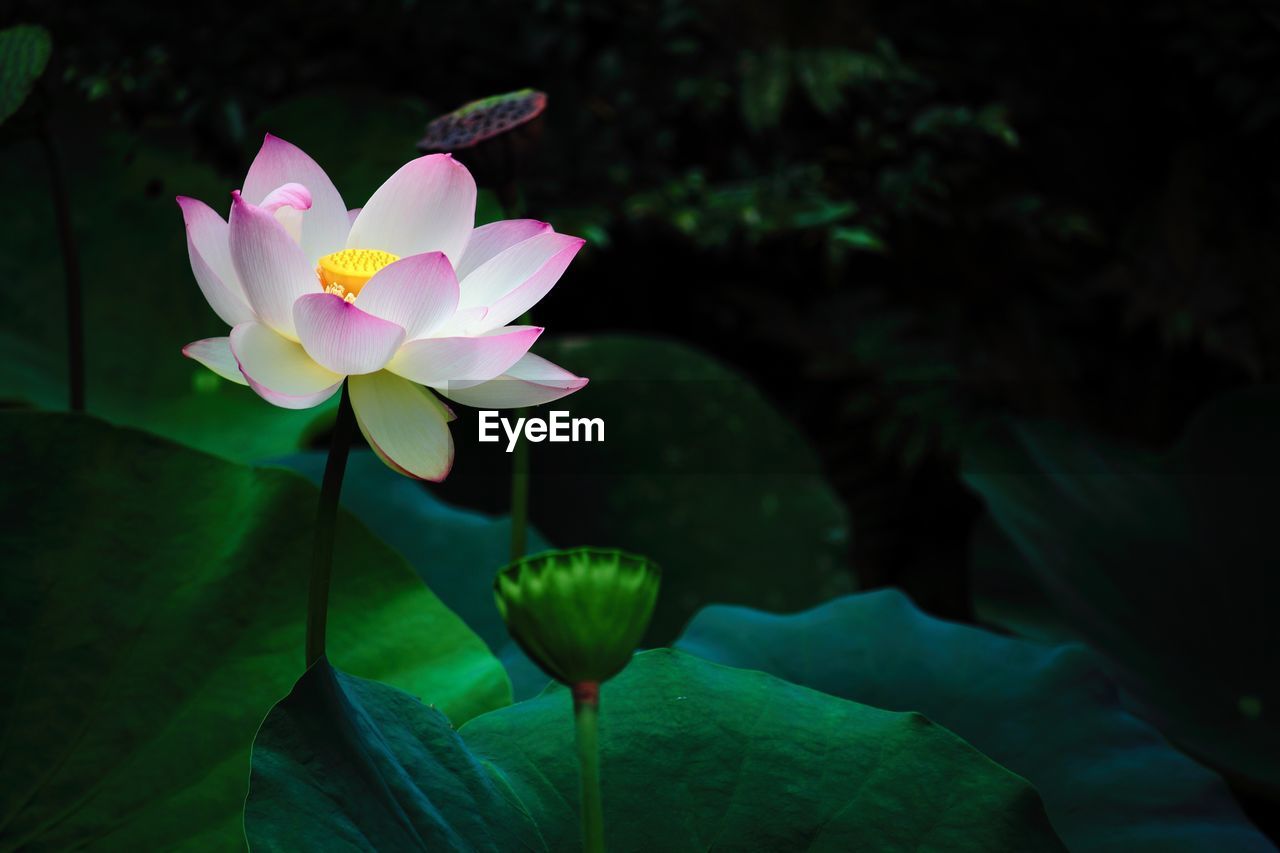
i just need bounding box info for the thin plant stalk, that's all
[510,431,530,560]
[509,307,533,561]
[39,121,84,412]
[573,682,605,853]
[305,382,356,667]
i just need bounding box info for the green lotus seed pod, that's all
[494,547,661,686]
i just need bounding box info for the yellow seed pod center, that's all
[316,249,400,300]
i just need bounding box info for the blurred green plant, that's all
[0,24,50,125]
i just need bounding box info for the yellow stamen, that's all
[316,248,400,298]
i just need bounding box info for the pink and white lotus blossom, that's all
[179,134,588,481]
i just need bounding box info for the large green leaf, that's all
[247,650,1064,851]
[676,589,1272,851]
[963,387,1280,797]
[0,24,51,125]
[0,412,508,851]
[465,334,853,642]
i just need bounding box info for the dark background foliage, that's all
[4,0,1278,836]
[7,0,1279,616]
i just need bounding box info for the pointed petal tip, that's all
[182,336,250,385]
[175,195,199,222]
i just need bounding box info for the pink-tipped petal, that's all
[348,371,455,482]
[176,197,254,327]
[480,238,584,330]
[454,219,552,281]
[261,183,312,246]
[354,252,460,339]
[439,352,588,408]
[229,322,343,409]
[181,336,248,386]
[430,306,489,337]
[242,134,350,259]
[458,231,584,319]
[229,192,318,340]
[385,325,542,388]
[259,182,313,214]
[347,154,476,265]
[293,293,406,376]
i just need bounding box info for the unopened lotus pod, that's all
[495,547,661,686]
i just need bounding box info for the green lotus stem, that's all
[509,429,530,560]
[573,682,605,853]
[509,308,532,561]
[39,121,85,412]
[305,382,355,667]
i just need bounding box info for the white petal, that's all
[430,306,489,337]
[242,134,350,259]
[181,337,248,385]
[348,371,455,481]
[176,197,254,327]
[459,232,584,331]
[439,353,588,408]
[293,293,406,376]
[347,154,476,265]
[454,219,551,281]
[385,326,542,388]
[354,252,459,340]
[229,322,343,409]
[228,192,319,340]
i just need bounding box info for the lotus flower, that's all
[178,134,587,481]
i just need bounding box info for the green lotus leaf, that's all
[963,387,1280,797]
[246,650,1064,851]
[0,412,508,850]
[677,589,1271,851]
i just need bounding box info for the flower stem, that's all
[39,121,85,413]
[509,309,533,561]
[305,382,355,668]
[573,682,605,853]
[509,429,530,560]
